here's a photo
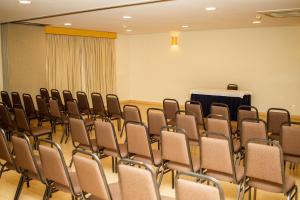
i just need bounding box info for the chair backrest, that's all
[1,91,12,109]
[118,159,161,200]
[147,108,167,136]
[200,133,236,182]
[76,91,90,115]
[49,98,61,119]
[241,119,267,148]
[0,103,15,130]
[91,93,106,117]
[163,98,179,121]
[210,103,230,121]
[0,129,15,167]
[106,94,122,117]
[11,92,23,109]
[161,128,192,169]
[207,116,231,139]
[245,139,284,185]
[185,101,205,128]
[14,108,30,132]
[267,108,290,135]
[123,105,142,123]
[66,99,81,118]
[63,90,74,106]
[175,172,225,200]
[40,88,50,103]
[36,95,50,117]
[237,105,259,131]
[73,150,112,200]
[22,93,36,118]
[281,122,300,157]
[51,89,64,111]
[69,118,91,147]
[176,112,199,142]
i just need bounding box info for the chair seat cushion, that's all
[167,155,200,172]
[284,154,300,164]
[31,127,52,136]
[84,118,94,127]
[79,139,98,152]
[134,149,162,166]
[103,143,128,158]
[206,165,244,183]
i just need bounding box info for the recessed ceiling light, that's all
[19,0,31,4]
[181,25,189,28]
[252,20,261,24]
[123,25,128,28]
[126,29,133,32]
[123,16,132,19]
[64,23,72,26]
[205,7,216,11]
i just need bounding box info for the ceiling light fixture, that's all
[126,29,133,32]
[181,25,189,28]
[64,23,72,26]
[252,14,262,24]
[252,20,261,24]
[19,0,31,4]
[123,16,132,19]
[205,7,216,11]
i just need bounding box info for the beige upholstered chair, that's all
[1,91,13,111]
[11,92,23,109]
[40,88,50,104]
[243,139,298,200]
[158,127,200,188]
[73,150,121,200]
[11,135,46,200]
[95,119,128,172]
[210,103,230,121]
[38,139,81,199]
[185,101,206,131]
[200,133,244,199]
[91,92,107,118]
[236,105,259,134]
[267,108,291,140]
[163,98,179,126]
[240,119,267,149]
[0,102,16,139]
[121,105,142,136]
[118,159,174,200]
[106,94,123,131]
[175,172,225,200]
[147,108,167,147]
[51,89,64,112]
[76,91,92,117]
[36,95,51,125]
[62,90,74,110]
[22,93,38,122]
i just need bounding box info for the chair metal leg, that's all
[14,175,25,200]
[0,163,6,178]
[158,165,165,188]
[171,170,175,189]
[254,188,257,200]
[112,157,115,173]
[248,187,252,200]
[117,119,121,131]
[60,124,66,144]
[120,123,125,137]
[114,157,118,173]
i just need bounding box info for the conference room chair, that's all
[14,108,52,149]
[38,139,81,200]
[210,103,231,130]
[11,135,46,200]
[1,91,13,111]
[11,92,23,109]
[73,150,121,200]
[158,127,200,188]
[163,98,179,126]
[49,98,69,143]
[36,95,51,126]
[50,89,64,112]
[40,88,50,104]
[76,91,92,117]
[175,172,225,200]
[125,122,162,174]
[63,90,74,110]
[121,104,142,136]
[118,159,174,200]
[0,103,16,140]
[0,129,17,178]
[91,92,107,119]
[185,100,206,131]
[176,111,201,146]
[236,105,259,135]
[200,133,244,199]
[242,139,298,200]
[69,117,98,166]
[22,93,38,123]
[147,108,167,147]
[106,94,123,131]
[267,108,291,140]
[95,119,128,173]
[281,122,300,170]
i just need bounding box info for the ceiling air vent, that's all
[258,8,300,18]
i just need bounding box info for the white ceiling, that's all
[0,0,300,34]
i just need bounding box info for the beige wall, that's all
[3,24,46,97]
[116,26,300,115]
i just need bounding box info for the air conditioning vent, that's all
[258,8,300,18]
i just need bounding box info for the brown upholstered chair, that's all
[14,108,52,148]
[242,139,298,200]
[73,150,121,200]
[118,159,173,200]
[36,95,51,126]
[0,129,17,178]
[175,172,225,200]
[106,94,123,131]
[176,111,200,146]
[11,92,23,109]
[0,102,16,140]
[22,93,38,122]
[281,122,300,169]
[125,122,162,173]
[50,89,64,112]
[267,108,291,140]
[163,98,179,126]
[1,91,13,111]
[158,127,200,188]
[185,101,206,131]
[63,90,74,110]
[38,139,81,199]
[121,105,142,136]
[95,119,128,173]
[40,88,50,104]
[210,103,230,121]
[11,135,46,200]
[236,105,259,135]
[200,133,244,199]
[147,108,167,146]
[240,119,267,149]
[91,92,107,119]
[76,91,92,117]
